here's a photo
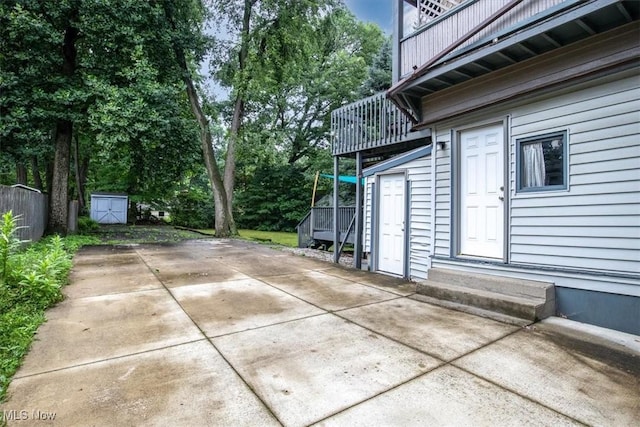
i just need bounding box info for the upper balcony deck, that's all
[397,0,567,79]
[330,92,430,157]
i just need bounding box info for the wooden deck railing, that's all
[331,92,425,156]
[296,206,356,248]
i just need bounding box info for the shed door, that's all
[378,174,405,275]
[93,197,127,224]
[460,125,504,259]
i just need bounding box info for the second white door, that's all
[460,124,504,259]
[378,174,405,275]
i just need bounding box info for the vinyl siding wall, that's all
[430,71,639,283]
[509,74,640,275]
[364,156,433,280]
[433,133,452,258]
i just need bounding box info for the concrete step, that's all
[416,280,552,322]
[416,268,556,322]
[427,268,554,300]
[410,294,533,327]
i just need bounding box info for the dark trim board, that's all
[417,22,640,127]
[556,288,640,335]
[363,144,433,177]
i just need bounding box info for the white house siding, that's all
[509,74,640,275]
[433,130,452,258]
[364,155,433,280]
[407,158,432,279]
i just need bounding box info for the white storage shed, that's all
[90,193,128,224]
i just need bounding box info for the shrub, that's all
[0,213,94,402]
[234,164,310,232]
[78,216,100,234]
[170,190,214,229]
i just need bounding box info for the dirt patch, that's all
[89,224,209,244]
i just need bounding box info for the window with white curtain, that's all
[517,131,567,192]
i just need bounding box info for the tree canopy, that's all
[0,0,388,234]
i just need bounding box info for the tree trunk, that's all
[15,162,27,185]
[222,0,253,236]
[184,78,233,237]
[73,134,87,213]
[31,156,43,190]
[48,23,78,234]
[161,1,237,237]
[49,120,73,234]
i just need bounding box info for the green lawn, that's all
[198,229,298,247]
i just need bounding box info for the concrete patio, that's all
[1,239,638,426]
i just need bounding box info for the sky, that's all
[345,0,393,34]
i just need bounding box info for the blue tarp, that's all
[320,174,364,185]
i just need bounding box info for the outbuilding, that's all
[90,192,128,224]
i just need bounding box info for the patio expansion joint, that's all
[250,276,407,315]
[12,339,208,381]
[320,269,416,298]
[64,285,166,301]
[133,247,285,426]
[325,310,587,426]
[206,312,330,340]
[205,337,285,427]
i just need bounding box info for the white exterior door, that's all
[378,174,405,275]
[460,125,504,259]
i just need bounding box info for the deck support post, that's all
[333,155,340,263]
[354,151,363,269]
[392,0,403,84]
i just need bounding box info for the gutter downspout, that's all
[387,0,526,112]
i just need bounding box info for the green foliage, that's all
[235,163,311,232]
[0,217,93,401]
[0,211,27,283]
[78,216,100,234]
[359,36,392,97]
[1,0,203,203]
[170,190,215,229]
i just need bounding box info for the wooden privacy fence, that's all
[0,185,48,242]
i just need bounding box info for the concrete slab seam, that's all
[449,363,589,426]
[239,270,393,315]
[64,285,166,301]
[133,247,285,426]
[321,270,415,297]
[250,274,406,314]
[308,317,586,425]
[203,312,329,340]
[205,337,285,426]
[11,339,208,381]
[309,364,445,426]
[442,326,591,426]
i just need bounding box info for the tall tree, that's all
[231,6,386,230]
[158,0,237,237]
[359,36,392,97]
[1,0,200,232]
